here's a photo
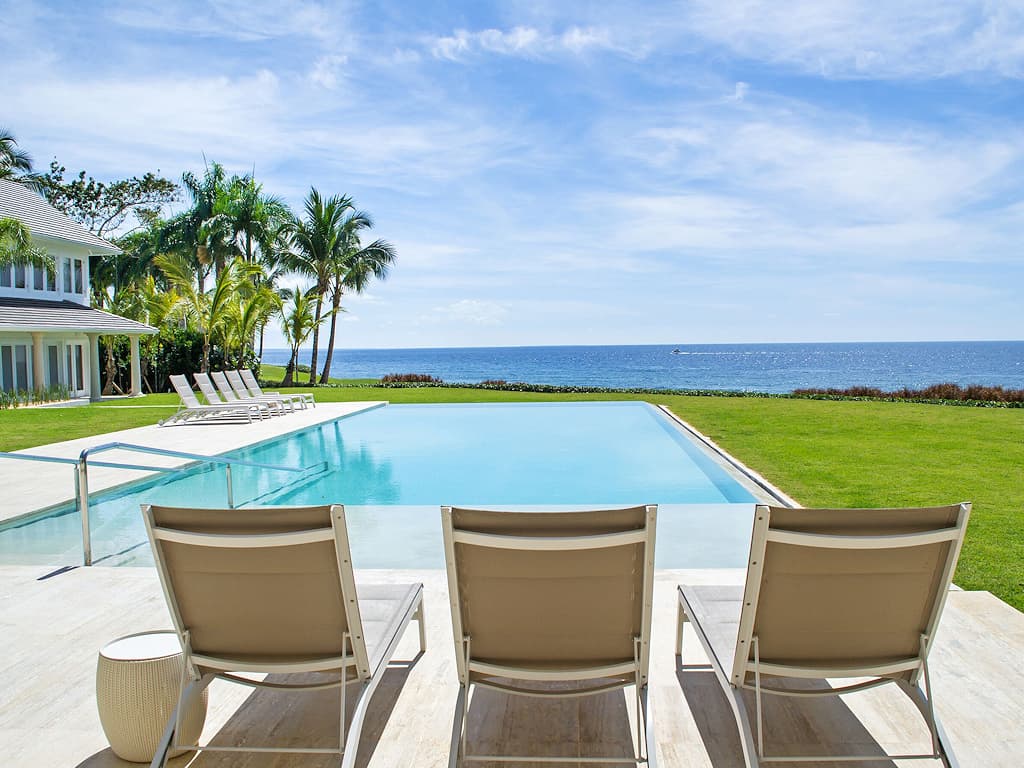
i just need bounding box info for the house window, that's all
[33,264,44,290]
[75,344,84,391]
[15,345,29,390]
[62,258,72,293]
[47,345,60,387]
[0,264,10,287]
[74,259,84,294]
[0,347,12,392]
[46,268,56,291]
[14,264,26,289]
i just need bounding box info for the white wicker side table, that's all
[96,630,208,763]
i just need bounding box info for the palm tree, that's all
[0,129,42,189]
[156,253,246,372]
[162,162,227,293]
[286,189,353,385]
[0,217,54,273]
[318,209,396,383]
[278,288,316,387]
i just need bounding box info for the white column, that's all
[129,335,143,397]
[31,332,45,393]
[87,333,102,402]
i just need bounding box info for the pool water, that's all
[0,402,760,568]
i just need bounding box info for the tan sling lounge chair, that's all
[677,503,971,767]
[192,371,276,418]
[142,503,426,768]
[442,505,658,767]
[160,374,262,426]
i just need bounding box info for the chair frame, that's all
[225,369,301,412]
[677,502,971,767]
[442,504,658,767]
[142,503,426,768]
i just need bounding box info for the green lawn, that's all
[2,378,1021,610]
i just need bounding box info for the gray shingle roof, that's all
[0,297,156,334]
[0,179,120,254]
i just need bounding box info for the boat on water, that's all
[671,348,682,354]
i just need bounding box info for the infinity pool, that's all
[0,402,761,567]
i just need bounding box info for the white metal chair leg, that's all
[640,684,657,768]
[416,600,427,653]
[676,601,687,657]
[729,687,761,768]
[449,685,468,768]
[895,679,960,768]
[149,673,214,768]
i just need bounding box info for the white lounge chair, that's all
[225,369,302,412]
[192,371,275,419]
[677,503,971,767]
[240,368,315,408]
[160,374,261,426]
[442,505,658,766]
[142,503,426,768]
[209,370,285,415]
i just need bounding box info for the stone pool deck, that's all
[1,565,1022,767]
[0,401,385,525]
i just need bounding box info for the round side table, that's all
[96,630,208,763]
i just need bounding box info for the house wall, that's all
[0,236,93,306]
[0,331,92,397]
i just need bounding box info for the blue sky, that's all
[3,1,1023,349]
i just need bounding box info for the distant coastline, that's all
[263,340,1024,394]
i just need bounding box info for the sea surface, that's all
[262,341,1024,394]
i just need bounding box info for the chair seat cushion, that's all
[679,584,743,680]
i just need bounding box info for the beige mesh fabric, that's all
[149,505,352,665]
[449,507,649,671]
[749,505,963,673]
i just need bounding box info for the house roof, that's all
[0,179,121,255]
[0,297,157,335]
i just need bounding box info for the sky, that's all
[3,0,1024,349]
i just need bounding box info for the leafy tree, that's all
[156,254,253,372]
[319,209,396,383]
[278,288,316,387]
[39,161,178,239]
[0,128,42,189]
[286,188,353,385]
[0,217,54,273]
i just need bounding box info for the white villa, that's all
[0,178,156,400]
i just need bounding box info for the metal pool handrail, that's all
[75,442,320,565]
[0,444,321,566]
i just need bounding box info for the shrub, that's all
[380,373,443,384]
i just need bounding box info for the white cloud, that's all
[309,54,348,89]
[430,25,616,60]
[441,299,510,325]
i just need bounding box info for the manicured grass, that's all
[2,381,1021,609]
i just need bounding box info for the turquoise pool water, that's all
[0,402,759,567]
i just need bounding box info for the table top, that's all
[99,631,181,662]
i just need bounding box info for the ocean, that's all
[262,340,1024,394]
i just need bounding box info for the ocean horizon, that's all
[262,340,1024,394]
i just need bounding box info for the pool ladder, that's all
[0,442,324,566]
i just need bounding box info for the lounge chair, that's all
[142,503,426,768]
[240,367,315,408]
[677,503,971,767]
[160,374,261,426]
[442,505,658,766]
[210,370,285,415]
[192,371,276,419]
[226,368,305,411]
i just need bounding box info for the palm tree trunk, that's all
[319,289,342,384]
[102,343,118,395]
[308,293,323,386]
[283,346,297,386]
[202,337,211,373]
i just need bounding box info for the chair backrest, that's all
[192,372,224,405]
[210,371,241,401]
[442,505,657,686]
[239,368,263,396]
[733,503,971,686]
[225,370,254,397]
[142,503,369,678]
[169,374,201,409]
